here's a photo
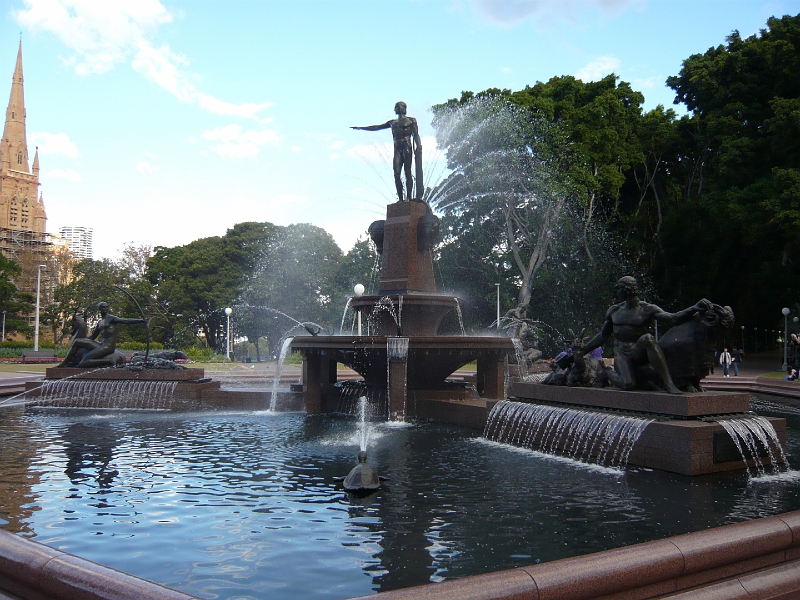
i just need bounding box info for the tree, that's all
[431,95,578,317]
[0,253,33,338]
[146,223,275,352]
[662,14,800,323]
[332,236,380,334]
[239,223,343,356]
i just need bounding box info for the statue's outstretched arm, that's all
[655,299,709,326]
[581,315,613,354]
[110,316,146,326]
[351,121,392,132]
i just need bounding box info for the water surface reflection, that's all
[0,399,798,599]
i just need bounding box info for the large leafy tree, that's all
[431,96,576,317]
[146,222,274,352]
[662,14,800,324]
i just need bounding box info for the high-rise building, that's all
[59,226,93,260]
[0,41,50,261]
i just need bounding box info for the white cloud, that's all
[201,124,280,158]
[291,146,302,153]
[575,56,621,81]
[502,67,512,74]
[15,0,172,75]
[28,131,78,158]
[136,160,157,175]
[14,0,272,120]
[330,140,346,150]
[46,168,81,182]
[633,76,658,89]
[474,0,640,26]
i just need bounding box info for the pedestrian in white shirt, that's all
[719,347,732,377]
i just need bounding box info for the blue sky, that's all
[2,0,799,259]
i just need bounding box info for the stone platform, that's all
[44,367,207,381]
[18,366,304,412]
[510,381,750,417]
[508,382,786,476]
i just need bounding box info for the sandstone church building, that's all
[0,41,48,260]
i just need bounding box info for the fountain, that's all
[0,101,797,600]
[291,200,514,422]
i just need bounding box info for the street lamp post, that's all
[353,284,365,336]
[740,325,745,353]
[496,283,501,329]
[225,307,232,360]
[34,264,46,352]
[782,307,791,370]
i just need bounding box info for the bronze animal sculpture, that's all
[566,329,608,388]
[659,303,735,392]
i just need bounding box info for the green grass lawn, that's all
[760,371,796,380]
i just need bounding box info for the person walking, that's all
[731,347,742,376]
[719,347,733,377]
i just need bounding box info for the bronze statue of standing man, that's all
[352,102,424,203]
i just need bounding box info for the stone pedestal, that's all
[380,202,436,293]
[302,352,337,414]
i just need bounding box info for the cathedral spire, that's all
[3,41,28,173]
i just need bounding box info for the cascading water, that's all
[270,337,294,412]
[511,338,529,380]
[484,400,652,469]
[370,297,400,334]
[454,298,466,336]
[0,379,180,410]
[387,337,410,420]
[715,415,789,476]
[340,297,353,334]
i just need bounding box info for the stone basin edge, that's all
[2,510,800,599]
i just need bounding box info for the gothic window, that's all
[17,153,22,165]
[11,112,14,119]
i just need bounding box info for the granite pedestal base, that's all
[510,382,786,476]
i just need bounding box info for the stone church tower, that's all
[0,42,47,236]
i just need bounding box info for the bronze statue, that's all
[579,277,711,394]
[57,312,92,367]
[352,102,424,203]
[59,302,146,368]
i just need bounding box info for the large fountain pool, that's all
[2,399,800,600]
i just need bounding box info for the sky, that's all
[2,0,799,260]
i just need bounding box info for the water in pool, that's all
[1,398,800,600]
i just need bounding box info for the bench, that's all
[21,350,59,364]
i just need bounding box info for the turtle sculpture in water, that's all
[343,450,381,494]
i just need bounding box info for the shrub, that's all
[184,347,229,363]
